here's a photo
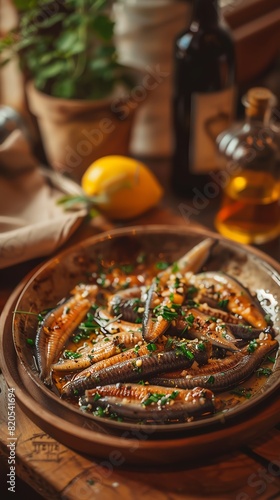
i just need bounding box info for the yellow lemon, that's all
[81,155,163,220]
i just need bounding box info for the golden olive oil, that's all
[215,170,280,244]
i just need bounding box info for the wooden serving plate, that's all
[1,225,280,465]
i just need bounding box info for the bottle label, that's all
[189,87,235,173]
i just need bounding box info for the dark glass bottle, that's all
[171,0,235,197]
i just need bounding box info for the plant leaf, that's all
[56,31,85,53]
[95,45,116,59]
[14,0,38,11]
[90,14,114,41]
[38,60,69,79]
[34,13,65,29]
[90,58,111,71]
[52,79,76,99]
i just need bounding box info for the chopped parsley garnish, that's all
[174,277,181,289]
[180,324,189,336]
[176,343,194,360]
[72,330,91,343]
[185,299,199,308]
[171,262,179,273]
[153,305,179,321]
[78,313,100,332]
[239,324,252,331]
[13,309,50,325]
[230,387,252,399]
[156,261,169,270]
[217,299,229,310]
[64,350,82,359]
[186,313,195,326]
[117,342,127,352]
[94,406,105,417]
[26,338,35,346]
[165,338,175,350]
[134,345,140,355]
[147,343,157,352]
[132,298,142,311]
[136,253,146,264]
[256,367,272,377]
[142,390,179,407]
[109,412,123,421]
[207,375,215,384]
[208,316,218,322]
[187,286,198,298]
[196,342,206,351]
[112,303,121,315]
[96,274,107,287]
[121,281,130,290]
[267,356,276,363]
[132,360,142,372]
[247,340,258,353]
[120,264,134,274]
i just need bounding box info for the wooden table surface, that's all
[0,162,280,500]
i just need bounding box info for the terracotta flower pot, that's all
[26,80,139,182]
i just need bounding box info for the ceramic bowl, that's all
[1,225,280,462]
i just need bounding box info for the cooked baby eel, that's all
[79,384,219,422]
[35,284,98,385]
[157,238,216,288]
[150,337,278,392]
[190,272,267,329]
[173,308,239,352]
[142,281,171,343]
[61,339,210,398]
[152,352,244,378]
[143,238,216,343]
[226,324,275,341]
[72,340,165,378]
[197,303,245,325]
[108,286,146,323]
[95,308,142,334]
[51,329,143,373]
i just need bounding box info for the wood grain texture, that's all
[1,373,280,500]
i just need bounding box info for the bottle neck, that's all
[243,88,276,127]
[245,108,272,127]
[192,0,219,28]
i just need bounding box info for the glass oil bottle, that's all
[215,87,280,245]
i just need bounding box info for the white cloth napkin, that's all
[0,129,87,268]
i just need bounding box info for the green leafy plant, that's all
[0,0,132,99]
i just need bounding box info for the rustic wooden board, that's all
[1,372,280,500]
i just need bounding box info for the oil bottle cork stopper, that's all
[245,87,276,117]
